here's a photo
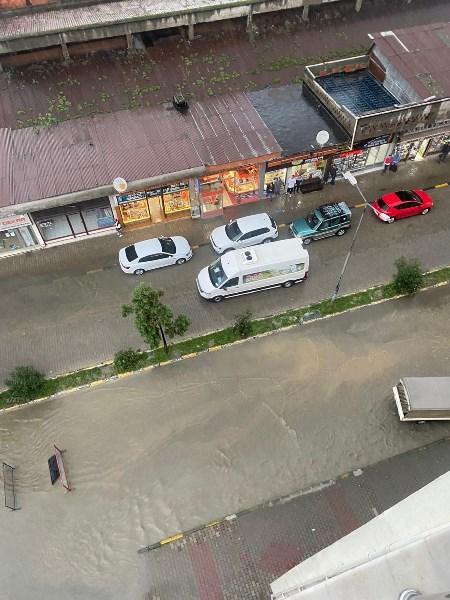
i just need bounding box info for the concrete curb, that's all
[1,277,448,414]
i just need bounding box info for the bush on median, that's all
[113,348,147,374]
[5,366,46,402]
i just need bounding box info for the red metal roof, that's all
[370,22,450,100]
[0,92,280,208]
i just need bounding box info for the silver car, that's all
[119,236,192,275]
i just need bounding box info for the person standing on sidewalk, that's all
[390,150,401,173]
[383,154,393,173]
[286,175,296,194]
[328,164,337,185]
[438,141,450,163]
[273,176,283,198]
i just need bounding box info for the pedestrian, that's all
[286,175,296,194]
[328,164,337,185]
[295,174,302,193]
[115,219,123,238]
[390,150,401,172]
[438,142,450,163]
[383,155,393,173]
[273,176,283,197]
[265,181,274,199]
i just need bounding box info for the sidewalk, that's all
[1,158,448,279]
[143,438,450,599]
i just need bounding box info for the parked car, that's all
[210,213,278,254]
[290,202,351,245]
[371,189,433,223]
[119,236,192,275]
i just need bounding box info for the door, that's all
[67,212,87,236]
[395,202,416,219]
[138,253,172,271]
[220,276,240,296]
[315,220,332,238]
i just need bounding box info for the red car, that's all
[371,189,433,223]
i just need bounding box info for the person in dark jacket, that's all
[328,164,337,185]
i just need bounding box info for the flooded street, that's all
[1,285,450,599]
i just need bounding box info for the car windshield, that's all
[396,190,414,202]
[208,258,227,288]
[377,198,389,210]
[159,237,176,254]
[225,221,242,241]
[305,212,320,229]
[125,245,138,262]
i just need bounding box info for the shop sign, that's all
[116,191,147,205]
[162,182,189,194]
[0,214,31,231]
[146,188,162,198]
[340,149,364,158]
[359,135,391,149]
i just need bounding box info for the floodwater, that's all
[1,285,450,599]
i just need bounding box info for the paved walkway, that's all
[143,438,450,599]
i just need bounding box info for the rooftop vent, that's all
[242,249,257,263]
[173,94,189,112]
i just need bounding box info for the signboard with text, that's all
[0,214,31,231]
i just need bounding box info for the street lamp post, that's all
[331,171,371,301]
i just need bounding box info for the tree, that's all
[392,256,423,295]
[122,283,190,353]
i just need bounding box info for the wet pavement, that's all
[0,0,448,128]
[0,159,449,382]
[1,283,450,600]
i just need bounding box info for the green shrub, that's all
[113,348,147,373]
[232,310,254,338]
[5,366,46,401]
[392,257,423,295]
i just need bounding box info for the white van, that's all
[196,238,309,302]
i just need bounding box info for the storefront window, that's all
[427,132,450,155]
[222,166,259,207]
[162,183,191,218]
[82,206,115,231]
[264,168,287,195]
[199,175,224,217]
[286,157,326,184]
[0,215,39,254]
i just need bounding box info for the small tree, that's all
[122,283,190,353]
[232,310,254,338]
[5,366,46,401]
[113,348,146,374]
[392,257,423,295]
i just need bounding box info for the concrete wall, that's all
[371,46,420,105]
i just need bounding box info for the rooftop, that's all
[0,93,280,209]
[317,70,398,115]
[370,22,450,100]
[247,85,349,155]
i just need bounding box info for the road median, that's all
[1,265,449,411]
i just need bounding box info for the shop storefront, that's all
[32,198,115,244]
[0,214,40,255]
[264,155,328,193]
[395,131,450,161]
[116,182,192,226]
[198,165,260,217]
[332,136,391,175]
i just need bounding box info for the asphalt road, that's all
[1,174,449,381]
[1,284,450,600]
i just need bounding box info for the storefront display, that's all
[222,166,259,206]
[117,191,151,225]
[199,174,224,217]
[117,183,191,225]
[395,132,450,162]
[332,141,390,175]
[286,157,326,184]
[0,214,40,254]
[161,183,191,218]
[33,199,115,243]
[264,168,287,194]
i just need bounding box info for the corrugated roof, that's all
[0,92,281,208]
[0,0,249,40]
[371,22,450,100]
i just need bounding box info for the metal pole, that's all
[331,181,370,301]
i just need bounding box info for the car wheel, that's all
[335,228,346,237]
[176,258,186,265]
[421,208,430,215]
[212,296,223,303]
[262,238,272,244]
[302,237,312,245]
[282,280,294,288]
[387,217,395,223]
[134,268,145,275]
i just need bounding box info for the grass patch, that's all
[1,267,449,410]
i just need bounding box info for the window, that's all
[306,212,320,229]
[329,218,340,227]
[396,191,414,202]
[243,263,304,284]
[225,221,242,241]
[240,230,258,241]
[208,258,227,288]
[125,245,138,262]
[223,277,239,289]
[159,237,176,254]
[318,221,330,231]
[377,198,389,210]
[269,217,277,229]
[397,202,414,210]
[139,253,168,262]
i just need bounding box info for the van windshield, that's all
[225,221,242,241]
[305,212,320,229]
[208,258,228,288]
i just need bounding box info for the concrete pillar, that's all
[126,33,134,51]
[302,4,309,21]
[188,23,195,41]
[61,41,70,62]
[355,0,363,11]
[258,163,266,199]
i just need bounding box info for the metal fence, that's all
[2,462,18,510]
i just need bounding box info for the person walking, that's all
[438,141,450,163]
[286,175,296,194]
[383,154,393,173]
[328,164,337,185]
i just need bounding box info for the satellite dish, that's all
[316,130,330,146]
[113,177,127,194]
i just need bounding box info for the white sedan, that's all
[119,236,192,275]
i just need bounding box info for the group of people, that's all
[265,176,284,199]
[383,150,401,173]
